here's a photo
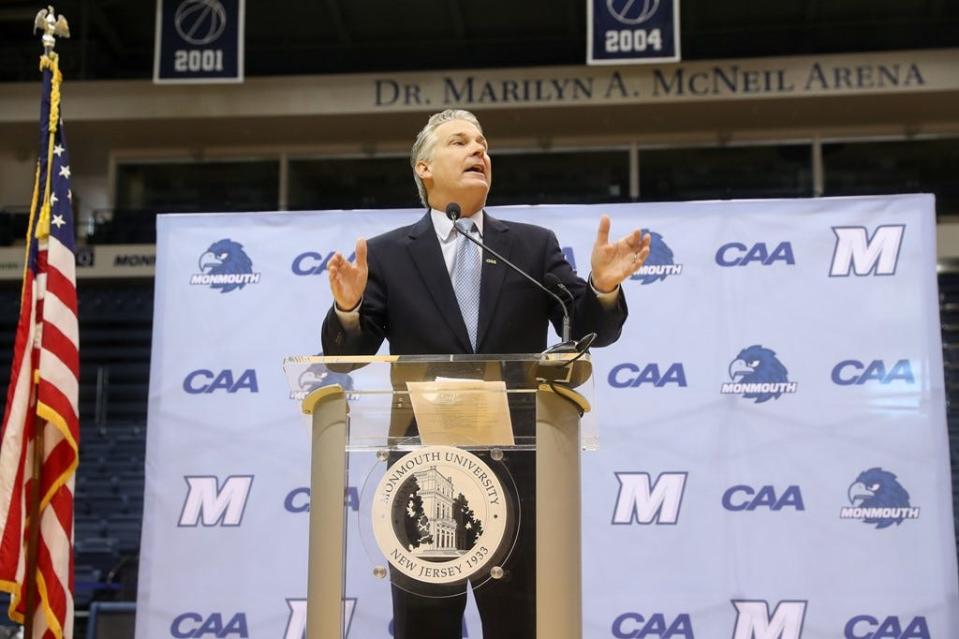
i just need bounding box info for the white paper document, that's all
[405,378,515,446]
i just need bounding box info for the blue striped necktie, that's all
[451,218,481,351]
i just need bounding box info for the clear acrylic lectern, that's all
[282,352,595,639]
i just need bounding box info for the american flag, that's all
[0,53,80,639]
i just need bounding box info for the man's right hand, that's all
[328,238,368,311]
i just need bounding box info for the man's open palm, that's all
[590,215,651,293]
[328,238,368,310]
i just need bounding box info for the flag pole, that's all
[22,8,71,638]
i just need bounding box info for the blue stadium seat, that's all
[74,565,105,608]
[74,537,119,575]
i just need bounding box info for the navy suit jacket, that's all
[321,211,627,357]
[321,212,625,635]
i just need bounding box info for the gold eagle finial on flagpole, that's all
[33,5,70,54]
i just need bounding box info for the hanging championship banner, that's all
[154,0,244,83]
[588,0,680,65]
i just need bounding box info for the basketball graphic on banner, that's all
[606,0,660,25]
[174,0,227,45]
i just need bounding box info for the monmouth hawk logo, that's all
[841,467,920,529]
[630,230,682,285]
[190,239,261,293]
[292,361,355,400]
[721,345,797,403]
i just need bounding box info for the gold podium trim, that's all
[537,382,591,414]
[301,384,347,415]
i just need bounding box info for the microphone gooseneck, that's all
[446,202,572,344]
[544,273,573,345]
[544,273,574,306]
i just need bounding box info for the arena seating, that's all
[74,285,152,608]
[939,273,959,547]
[0,210,29,248]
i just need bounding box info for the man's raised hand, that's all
[328,238,368,311]
[590,215,651,293]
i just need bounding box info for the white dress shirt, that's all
[429,208,484,274]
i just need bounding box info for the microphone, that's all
[543,274,597,355]
[544,273,572,304]
[446,202,461,222]
[445,202,572,344]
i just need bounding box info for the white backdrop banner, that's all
[138,194,959,639]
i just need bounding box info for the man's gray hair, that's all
[410,109,483,208]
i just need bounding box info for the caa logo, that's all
[284,598,355,639]
[715,241,795,267]
[183,369,259,394]
[608,363,687,388]
[831,360,915,386]
[841,468,919,529]
[291,250,354,276]
[731,600,806,639]
[630,230,683,284]
[612,472,687,525]
[179,475,253,527]
[830,225,904,277]
[284,485,360,513]
[721,345,797,403]
[722,485,804,512]
[844,615,930,639]
[293,360,354,400]
[190,239,260,293]
[171,612,247,638]
[612,612,694,638]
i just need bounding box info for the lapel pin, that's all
[485,258,497,264]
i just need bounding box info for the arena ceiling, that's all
[0,0,957,82]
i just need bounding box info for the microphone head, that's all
[543,273,562,288]
[544,273,573,304]
[445,202,461,221]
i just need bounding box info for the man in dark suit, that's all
[321,109,650,639]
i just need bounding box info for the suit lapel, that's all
[476,213,511,351]
[406,212,473,352]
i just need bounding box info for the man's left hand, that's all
[590,214,651,293]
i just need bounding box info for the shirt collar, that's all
[431,208,484,242]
